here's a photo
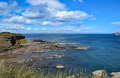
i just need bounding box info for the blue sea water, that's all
[24,34,120,73]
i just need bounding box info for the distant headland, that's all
[113,30,120,35]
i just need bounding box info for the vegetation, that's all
[0,62,110,78]
[0,32,22,37]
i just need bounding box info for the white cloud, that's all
[50,10,93,22]
[0,2,8,15]
[23,12,46,19]
[22,4,48,19]
[42,28,47,31]
[0,22,26,33]
[42,21,63,25]
[33,28,39,30]
[73,0,83,3]
[9,1,22,12]
[2,16,25,23]
[40,26,94,33]
[26,0,66,9]
[25,27,32,30]
[2,15,39,25]
[0,1,22,16]
[111,22,120,25]
[0,22,24,28]
[78,0,83,3]
[0,2,8,9]
[42,21,52,25]
[0,0,96,33]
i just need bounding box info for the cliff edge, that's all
[0,32,28,51]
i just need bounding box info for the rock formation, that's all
[0,32,28,51]
[113,30,120,35]
[111,72,120,78]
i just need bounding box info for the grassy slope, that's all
[0,62,110,78]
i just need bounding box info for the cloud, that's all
[42,21,52,25]
[73,0,83,3]
[40,25,94,33]
[2,16,25,23]
[21,4,94,25]
[0,1,22,16]
[2,15,39,25]
[78,0,83,3]
[25,27,32,30]
[0,2,8,15]
[33,28,39,30]
[26,0,66,9]
[0,22,26,33]
[9,1,22,12]
[0,1,8,10]
[42,21,63,25]
[111,22,120,25]
[22,4,49,19]
[0,0,96,33]
[49,9,94,22]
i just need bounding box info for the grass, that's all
[0,62,110,78]
[0,32,22,37]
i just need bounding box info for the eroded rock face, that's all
[0,32,26,51]
[114,30,120,35]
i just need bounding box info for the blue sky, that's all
[0,0,120,33]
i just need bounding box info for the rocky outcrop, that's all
[92,70,106,77]
[0,32,28,51]
[113,30,120,35]
[111,72,120,78]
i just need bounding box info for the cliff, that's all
[113,30,120,35]
[0,32,28,51]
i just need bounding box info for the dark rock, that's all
[32,39,46,42]
[10,36,16,46]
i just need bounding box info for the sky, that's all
[0,0,120,33]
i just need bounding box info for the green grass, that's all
[0,32,22,37]
[0,62,110,78]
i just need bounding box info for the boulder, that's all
[56,64,65,69]
[92,70,106,77]
[111,72,120,78]
[66,75,76,78]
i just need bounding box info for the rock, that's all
[111,72,120,78]
[113,30,120,35]
[74,46,89,50]
[0,32,28,51]
[92,70,106,77]
[56,64,65,69]
[66,75,76,78]
[32,39,46,42]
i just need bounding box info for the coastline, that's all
[0,33,120,77]
[0,40,79,65]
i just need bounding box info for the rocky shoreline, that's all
[0,39,79,64]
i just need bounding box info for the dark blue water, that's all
[24,34,120,73]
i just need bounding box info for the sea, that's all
[23,34,120,74]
